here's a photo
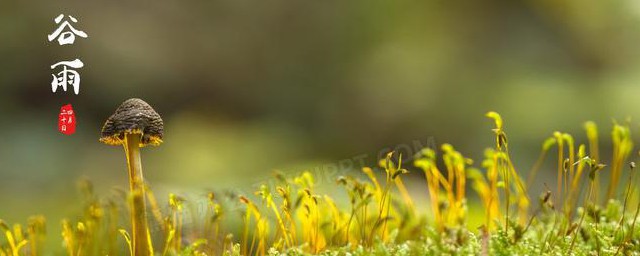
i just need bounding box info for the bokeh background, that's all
[3,0,640,251]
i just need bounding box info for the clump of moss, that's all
[1,112,640,255]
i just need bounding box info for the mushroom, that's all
[100,98,163,255]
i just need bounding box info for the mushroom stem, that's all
[123,133,153,255]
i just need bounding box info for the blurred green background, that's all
[3,0,640,250]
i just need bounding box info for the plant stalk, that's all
[124,133,153,255]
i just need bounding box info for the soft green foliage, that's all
[2,112,640,255]
[231,201,640,255]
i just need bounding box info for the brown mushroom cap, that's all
[100,98,164,147]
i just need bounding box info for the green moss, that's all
[2,113,640,255]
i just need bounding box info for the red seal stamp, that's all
[58,104,76,135]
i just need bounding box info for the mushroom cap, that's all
[100,98,164,147]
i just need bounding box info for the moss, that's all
[2,112,640,255]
